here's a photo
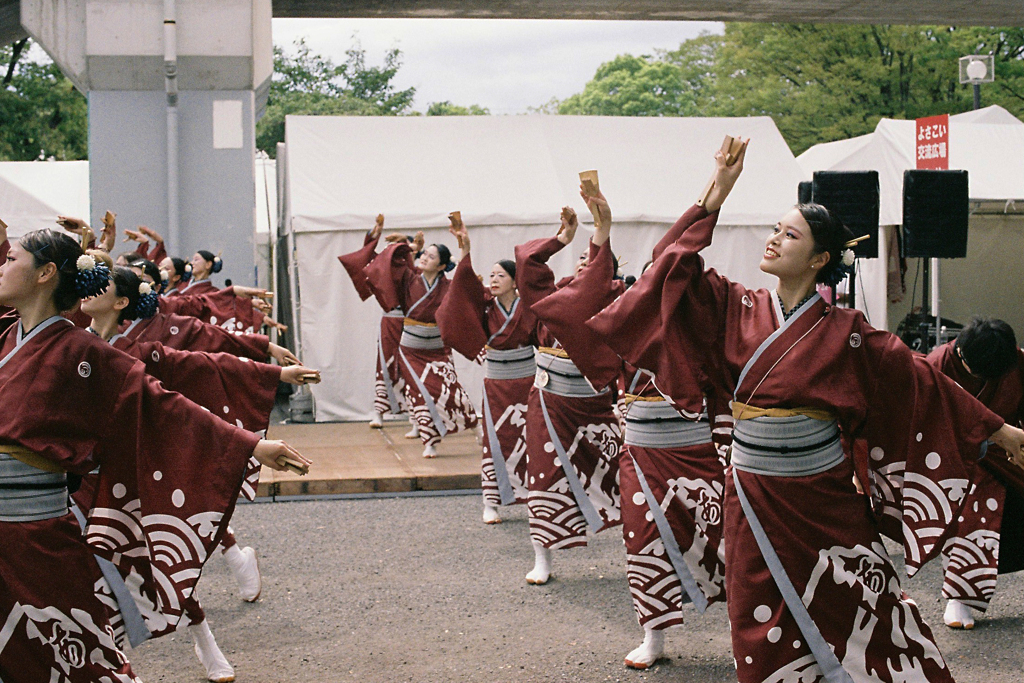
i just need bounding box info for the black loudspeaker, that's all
[811,171,880,258]
[902,170,969,259]
[797,181,813,204]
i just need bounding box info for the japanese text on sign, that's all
[915,114,949,170]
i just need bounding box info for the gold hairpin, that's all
[844,235,870,248]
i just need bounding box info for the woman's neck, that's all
[89,311,120,341]
[496,290,517,310]
[422,271,440,287]
[17,296,61,335]
[776,276,818,315]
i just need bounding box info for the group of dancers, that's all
[0,213,317,682]
[340,138,1024,681]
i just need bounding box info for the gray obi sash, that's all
[485,346,536,380]
[624,399,712,449]
[730,415,843,477]
[0,452,69,523]
[401,322,444,350]
[535,352,606,398]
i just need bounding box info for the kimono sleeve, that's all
[587,206,728,406]
[514,236,565,311]
[860,331,1004,575]
[364,242,414,312]
[338,232,380,301]
[528,239,625,391]
[436,254,489,360]
[159,293,210,319]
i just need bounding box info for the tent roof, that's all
[284,114,805,233]
[0,161,90,239]
[797,105,1024,224]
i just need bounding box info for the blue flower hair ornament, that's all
[74,255,111,298]
[136,281,159,319]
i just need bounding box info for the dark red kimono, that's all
[514,236,623,550]
[927,342,1024,611]
[437,254,537,506]
[160,279,264,334]
[338,233,408,417]
[0,315,261,682]
[119,311,270,361]
[590,204,1004,683]
[364,243,478,447]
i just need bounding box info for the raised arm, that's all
[514,207,577,310]
[338,215,386,301]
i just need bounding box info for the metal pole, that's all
[931,257,940,348]
[164,0,179,254]
[973,83,981,110]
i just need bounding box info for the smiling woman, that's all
[589,141,1024,683]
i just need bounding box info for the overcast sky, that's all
[271,19,723,115]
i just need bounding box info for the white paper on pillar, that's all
[213,100,244,149]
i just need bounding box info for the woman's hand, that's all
[139,225,164,243]
[252,298,272,315]
[123,228,147,243]
[269,342,300,366]
[369,214,384,241]
[56,216,88,235]
[280,365,321,385]
[264,317,288,334]
[557,206,578,245]
[253,439,311,475]
[233,285,273,301]
[580,188,612,245]
[704,138,748,213]
[991,423,1024,468]
[449,213,470,257]
[413,231,425,254]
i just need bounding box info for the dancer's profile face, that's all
[575,251,589,275]
[0,242,43,307]
[759,209,821,281]
[191,252,212,280]
[80,276,121,317]
[489,264,515,296]
[159,257,178,285]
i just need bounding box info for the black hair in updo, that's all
[171,256,192,283]
[956,317,1018,380]
[795,203,856,287]
[496,259,516,280]
[19,229,109,311]
[111,266,159,322]
[197,250,223,274]
[132,259,164,294]
[432,244,455,273]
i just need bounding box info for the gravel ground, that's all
[128,494,1024,683]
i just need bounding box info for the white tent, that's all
[0,160,90,239]
[282,114,807,422]
[797,105,1024,335]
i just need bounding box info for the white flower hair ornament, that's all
[138,282,153,296]
[76,254,96,271]
[841,249,856,267]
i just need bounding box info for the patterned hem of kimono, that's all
[621,444,726,630]
[398,344,478,447]
[941,465,1005,611]
[727,458,954,683]
[481,376,531,507]
[525,386,622,550]
[0,513,139,682]
[375,315,408,417]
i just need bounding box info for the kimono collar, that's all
[181,278,211,293]
[2,316,71,371]
[109,318,142,347]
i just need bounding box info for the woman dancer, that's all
[513,205,623,585]
[925,317,1024,630]
[548,196,728,669]
[364,221,478,458]
[589,142,1024,683]
[0,229,309,681]
[438,216,537,524]
[338,215,411,429]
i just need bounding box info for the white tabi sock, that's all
[482,504,502,524]
[189,619,235,682]
[369,411,384,428]
[943,598,975,630]
[526,542,552,585]
[624,627,666,669]
[223,545,262,602]
[405,421,420,438]
[422,443,437,458]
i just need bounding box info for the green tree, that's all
[557,54,699,116]
[425,101,489,116]
[0,41,87,161]
[256,39,416,156]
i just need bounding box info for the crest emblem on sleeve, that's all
[77,362,92,378]
[741,295,753,308]
[849,333,862,348]
[535,369,550,389]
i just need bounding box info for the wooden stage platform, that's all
[258,421,483,498]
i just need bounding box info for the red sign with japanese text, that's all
[916,114,949,169]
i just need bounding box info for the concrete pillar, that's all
[20,0,272,285]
